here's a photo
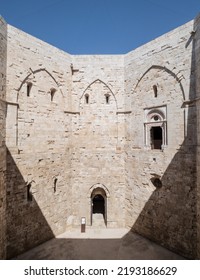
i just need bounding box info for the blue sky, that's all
[0,0,200,54]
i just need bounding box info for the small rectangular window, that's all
[105,94,110,104]
[27,183,32,201]
[85,94,89,104]
[50,88,56,101]
[27,83,32,97]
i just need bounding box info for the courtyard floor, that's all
[14,228,185,260]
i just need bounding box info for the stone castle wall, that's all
[0,14,200,259]
[0,16,7,260]
[69,55,126,227]
[194,14,200,259]
[5,25,73,258]
[124,19,197,258]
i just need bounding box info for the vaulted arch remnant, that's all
[133,65,185,100]
[79,79,118,149]
[15,68,66,152]
[17,68,63,102]
[80,79,118,109]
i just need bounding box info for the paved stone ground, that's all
[14,228,185,260]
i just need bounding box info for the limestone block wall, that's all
[1,14,200,259]
[124,19,197,258]
[69,55,126,227]
[194,14,200,259]
[0,16,7,260]
[5,25,73,258]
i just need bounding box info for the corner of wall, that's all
[194,12,200,259]
[0,15,7,259]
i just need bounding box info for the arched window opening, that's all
[151,177,162,188]
[27,82,32,97]
[150,126,163,149]
[50,88,56,102]
[26,183,32,202]
[105,94,110,104]
[153,85,158,97]
[85,94,89,104]
[144,106,167,150]
[53,178,58,193]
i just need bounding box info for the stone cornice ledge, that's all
[0,99,19,107]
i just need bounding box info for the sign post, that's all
[81,217,86,233]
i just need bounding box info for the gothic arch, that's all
[87,183,110,198]
[133,65,185,100]
[80,79,118,109]
[17,68,63,101]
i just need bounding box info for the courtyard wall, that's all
[0,16,7,259]
[5,25,73,258]
[124,19,197,258]
[0,14,200,259]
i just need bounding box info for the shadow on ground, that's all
[14,229,185,260]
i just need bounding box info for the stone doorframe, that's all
[87,183,110,226]
[144,106,167,149]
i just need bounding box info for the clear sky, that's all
[0,0,200,54]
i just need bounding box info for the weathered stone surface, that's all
[124,19,197,258]
[0,16,7,260]
[0,13,200,259]
[194,13,200,260]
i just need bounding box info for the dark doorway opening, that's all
[151,126,162,149]
[93,195,105,216]
[91,188,107,227]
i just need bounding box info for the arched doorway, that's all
[91,187,107,227]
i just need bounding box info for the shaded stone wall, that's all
[194,13,200,259]
[6,25,73,258]
[124,20,197,258]
[69,55,126,227]
[0,16,7,259]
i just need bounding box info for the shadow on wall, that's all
[6,145,188,260]
[6,148,55,259]
[131,141,197,259]
[130,18,198,260]
[6,149,186,261]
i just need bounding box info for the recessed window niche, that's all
[54,178,58,193]
[151,177,162,188]
[105,94,110,104]
[153,85,158,98]
[85,94,89,104]
[26,183,32,201]
[27,82,32,97]
[50,88,56,102]
[144,106,167,150]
